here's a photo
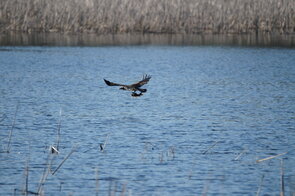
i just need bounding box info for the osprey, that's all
[104,74,151,97]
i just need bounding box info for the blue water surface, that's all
[0,46,295,195]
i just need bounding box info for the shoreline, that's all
[0,32,295,47]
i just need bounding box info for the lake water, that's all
[0,43,295,195]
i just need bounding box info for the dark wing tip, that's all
[104,79,111,86]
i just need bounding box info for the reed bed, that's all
[0,0,294,34]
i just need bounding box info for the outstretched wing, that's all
[104,79,126,87]
[131,74,152,88]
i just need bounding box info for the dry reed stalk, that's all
[95,167,99,196]
[37,152,54,194]
[56,108,62,151]
[159,151,164,163]
[52,144,78,175]
[112,181,118,196]
[0,114,6,122]
[280,159,285,196]
[234,149,247,161]
[108,180,113,196]
[168,146,175,159]
[6,103,19,153]
[24,160,29,196]
[59,182,63,192]
[256,152,287,163]
[256,174,264,196]
[202,141,219,154]
[120,183,127,196]
[21,157,38,195]
[201,178,210,196]
[101,134,109,152]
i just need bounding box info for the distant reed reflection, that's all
[0,32,294,47]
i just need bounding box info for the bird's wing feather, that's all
[104,79,126,87]
[131,74,152,87]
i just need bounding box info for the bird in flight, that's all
[104,74,151,97]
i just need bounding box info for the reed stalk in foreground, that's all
[37,152,54,194]
[56,108,62,151]
[100,134,110,152]
[120,183,127,196]
[256,174,264,196]
[24,160,29,196]
[234,149,247,161]
[95,167,99,196]
[0,114,6,122]
[256,152,287,163]
[202,140,219,154]
[201,177,210,196]
[50,109,63,154]
[21,158,38,195]
[6,103,19,153]
[108,180,113,196]
[52,144,78,175]
[280,159,285,196]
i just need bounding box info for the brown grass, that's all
[0,0,294,34]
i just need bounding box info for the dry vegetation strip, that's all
[0,0,294,34]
